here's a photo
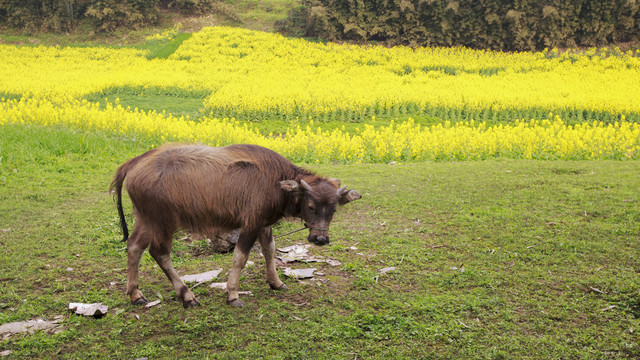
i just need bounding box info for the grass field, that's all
[1,124,639,358]
[1,9,640,358]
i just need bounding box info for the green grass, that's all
[228,0,296,31]
[84,86,209,120]
[78,81,637,132]
[81,86,448,135]
[1,124,639,358]
[142,32,193,59]
[0,20,170,47]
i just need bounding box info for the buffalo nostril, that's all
[308,235,330,245]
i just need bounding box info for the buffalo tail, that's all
[109,149,157,242]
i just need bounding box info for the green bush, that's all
[0,0,225,33]
[85,0,159,33]
[0,0,90,32]
[285,0,640,51]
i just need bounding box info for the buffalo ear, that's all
[327,178,341,188]
[339,189,362,205]
[280,180,300,193]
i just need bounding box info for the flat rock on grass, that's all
[144,300,162,308]
[277,244,342,266]
[209,282,253,296]
[379,266,396,274]
[283,267,317,279]
[0,316,64,339]
[69,303,109,317]
[277,244,312,262]
[180,269,223,283]
[210,282,228,290]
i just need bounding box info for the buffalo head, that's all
[280,178,361,245]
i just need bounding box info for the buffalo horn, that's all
[300,179,313,192]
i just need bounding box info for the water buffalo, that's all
[111,144,361,307]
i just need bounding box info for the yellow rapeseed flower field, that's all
[0,26,639,162]
[1,98,638,162]
[177,27,640,123]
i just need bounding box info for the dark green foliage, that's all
[0,0,159,33]
[84,0,160,32]
[0,0,90,32]
[285,0,640,51]
[0,0,227,33]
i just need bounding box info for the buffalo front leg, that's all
[126,228,150,305]
[149,241,200,307]
[226,227,259,307]
[226,245,250,307]
[258,226,287,291]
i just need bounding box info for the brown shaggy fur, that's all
[110,143,361,307]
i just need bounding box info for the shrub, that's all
[0,0,228,33]
[283,0,640,51]
[0,0,91,32]
[85,0,159,33]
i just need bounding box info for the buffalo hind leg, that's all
[149,238,200,307]
[126,227,151,305]
[226,227,260,307]
[258,227,287,291]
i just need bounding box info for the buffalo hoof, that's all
[227,298,244,308]
[132,297,149,306]
[183,299,201,308]
[270,283,288,291]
